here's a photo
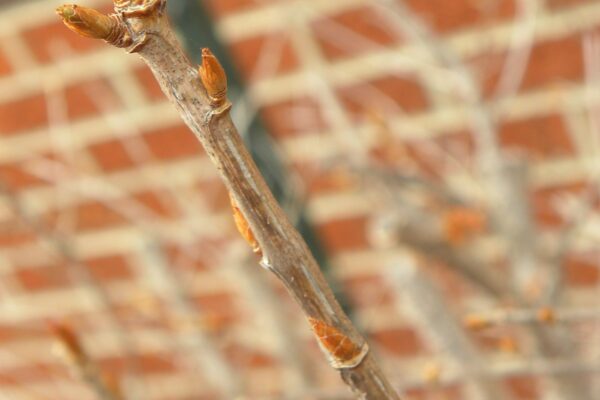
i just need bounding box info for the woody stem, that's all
[56,1,401,398]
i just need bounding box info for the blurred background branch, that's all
[0,0,598,398]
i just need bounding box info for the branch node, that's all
[125,31,150,53]
[113,0,166,17]
[203,101,232,125]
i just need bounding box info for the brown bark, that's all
[56,1,400,399]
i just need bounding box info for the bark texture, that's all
[56,1,400,399]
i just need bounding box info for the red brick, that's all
[100,353,178,375]
[164,242,209,272]
[370,130,475,178]
[0,47,11,76]
[223,343,278,368]
[312,6,402,61]
[475,34,584,96]
[405,384,462,400]
[409,131,476,176]
[89,139,137,172]
[0,160,49,190]
[196,178,230,213]
[499,114,574,160]
[85,254,133,283]
[370,327,425,357]
[68,201,127,231]
[260,96,328,138]
[0,94,47,135]
[405,0,515,33]
[110,298,170,328]
[564,253,600,287]
[342,274,396,307]
[522,35,584,89]
[228,32,299,81]
[135,353,179,374]
[294,163,360,195]
[0,363,69,385]
[134,190,180,218]
[504,375,539,399]
[65,78,121,121]
[63,191,178,231]
[426,259,476,300]
[143,124,203,160]
[0,220,37,248]
[203,0,274,19]
[192,292,240,333]
[0,323,45,343]
[337,74,429,119]
[531,182,588,226]
[192,291,237,315]
[16,264,72,291]
[317,215,370,252]
[134,66,165,102]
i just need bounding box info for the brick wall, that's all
[0,0,599,399]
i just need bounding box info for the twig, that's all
[0,182,144,399]
[390,257,508,400]
[247,358,600,400]
[492,0,539,100]
[137,239,243,398]
[370,203,508,297]
[225,244,316,394]
[286,2,368,165]
[371,3,595,398]
[56,2,400,398]
[464,306,600,328]
[495,159,543,302]
[50,322,123,400]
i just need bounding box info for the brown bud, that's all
[537,307,555,324]
[229,194,260,254]
[199,48,228,106]
[56,5,117,40]
[443,206,487,246]
[308,317,365,367]
[464,314,491,331]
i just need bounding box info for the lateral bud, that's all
[308,317,369,369]
[537,307,555,324]
[199,48,228,107]
[463,313,491,331]
[229,193,261,254]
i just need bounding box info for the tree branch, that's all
[56,2,400,398]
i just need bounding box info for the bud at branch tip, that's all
[57,4,134,49]
[56,4,117,40]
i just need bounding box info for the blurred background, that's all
[0,0,599,399]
